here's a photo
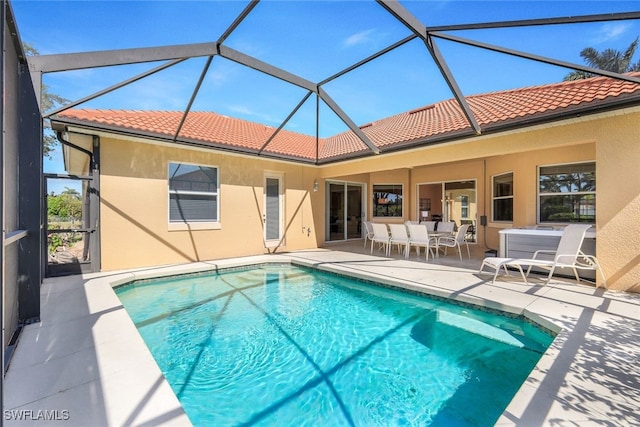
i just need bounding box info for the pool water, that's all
[116,264,554,426]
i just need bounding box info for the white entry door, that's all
[264,173,284,248]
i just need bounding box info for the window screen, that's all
[539,162,595,223]
[373,184,403,217]
[169,163,218,223]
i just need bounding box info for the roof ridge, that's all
[468,71,640,99]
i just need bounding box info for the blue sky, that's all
[11,0,640,191]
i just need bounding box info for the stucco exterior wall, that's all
[98,137,321,270]
[320,110,638,289]
[595,113,640,291]
[77,107,639,290]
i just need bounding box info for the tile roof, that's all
[55,73,640,163]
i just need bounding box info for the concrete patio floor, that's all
[5,243,640,426]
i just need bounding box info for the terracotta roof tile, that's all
[56,73,640,162]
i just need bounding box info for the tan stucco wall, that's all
[320,110,639,290]
[72,107,639,290]
[595,113,640,292]
[98,138,322,270]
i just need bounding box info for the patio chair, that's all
[370,223,390,256]
[407,223,438,261]
[422,221,436,232]
[437,221,455,234]
[479,223,607,287]
[388,223,411,258]
[437,224,471,260]
[363,221,375,248]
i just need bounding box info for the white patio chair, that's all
[363,221,375,248]
[479,223,607,287]
[437,221,455,234]
[370,223,390,256]
[407,223,438,261]
[422,221,436,232]
[437,224,471,260]
[388,223,411,258]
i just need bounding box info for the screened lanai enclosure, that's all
[21,0,640,271]
[25,1,640,164]
[3,0,640,377]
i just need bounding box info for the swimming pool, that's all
[115,264,554,426]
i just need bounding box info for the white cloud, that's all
[593,22,631,44]
[227,104,279,125]
[343,29,376,48]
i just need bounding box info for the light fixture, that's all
[313,179,319,192]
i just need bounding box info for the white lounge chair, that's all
[407,223,438,261]
[479,223,607,287]
[370,223,390,256]
[437,224,471,260]
[388,223,410,258]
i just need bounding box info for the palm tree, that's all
[564,37,640,81]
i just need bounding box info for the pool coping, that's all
[5,250,640,426]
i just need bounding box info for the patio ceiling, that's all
[26,0,640,164]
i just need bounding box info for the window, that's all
[168,162,218,223]
[460,195,469,219]
[373,184,403,217]
[492,172,513,222]
[539,162,595,223]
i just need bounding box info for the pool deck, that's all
[5,246,640,426]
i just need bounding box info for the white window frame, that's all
[168,161,221,231]
[460,194,469,219]
[492,172,514,223]
[538,161,596,224]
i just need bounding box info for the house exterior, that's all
[50,74,640,292]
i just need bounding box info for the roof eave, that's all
[50,116,318,164]
[51,93,640,166]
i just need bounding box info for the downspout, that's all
[56,131,94,170]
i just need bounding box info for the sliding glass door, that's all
[416,180,477,242]
[326,182,364,241]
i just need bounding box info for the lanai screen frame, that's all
[27,1,640,165]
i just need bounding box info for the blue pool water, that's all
[115,264,554,426]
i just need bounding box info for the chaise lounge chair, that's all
[479,223,607,287]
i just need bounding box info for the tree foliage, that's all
[23,42,70,158]
[564,37,640,81]
[48,187,82,220]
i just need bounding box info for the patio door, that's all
[326,181,364,241]
[416,180,477,243]
[264,173,284,248]
[45,173,100,277]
